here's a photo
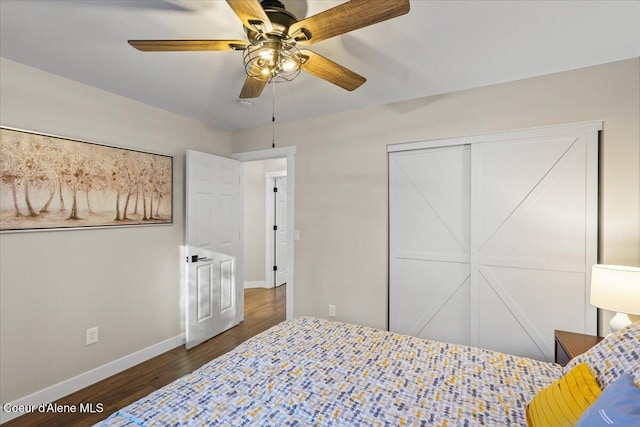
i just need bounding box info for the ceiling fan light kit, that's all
[128,0,410,98]
[243,39,303,82]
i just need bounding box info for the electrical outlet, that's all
[86,327,99,346]
[328,304,336,317]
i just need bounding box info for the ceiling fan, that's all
[129,0,410,99]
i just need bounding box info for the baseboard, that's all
[0,334,184,424]
[244,280,271,289]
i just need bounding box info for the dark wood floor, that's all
[4,285,286,427]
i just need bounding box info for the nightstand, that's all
[554,330,603,366]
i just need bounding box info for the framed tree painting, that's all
[0,127,173,232]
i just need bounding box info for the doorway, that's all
[233,146,296,321]
[242,159,287,289]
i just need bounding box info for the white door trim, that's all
[266,171,287,289]
[234,146,296,161]
[387,121,603,153]
[233,147,296,320]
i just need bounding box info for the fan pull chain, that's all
[271,82,276,149]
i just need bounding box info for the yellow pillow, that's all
[526,362,602,427]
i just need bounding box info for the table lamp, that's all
[590,264,640,333]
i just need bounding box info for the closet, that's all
[388,122,600,362]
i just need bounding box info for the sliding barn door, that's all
[389,123,599,362]
[472,133,597,360]
[389,145,471,345]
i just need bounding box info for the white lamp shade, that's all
[590,264,640,315]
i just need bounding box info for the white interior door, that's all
[275,177,287,287]
[186,149,243,349]
[266,173,287,288]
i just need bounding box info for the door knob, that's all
[191,255,210,262]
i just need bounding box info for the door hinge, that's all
[273,265,278,271]
[273,225,278,231]
[273,187,278,193]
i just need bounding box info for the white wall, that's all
[243,158,287,285]
[233,58,640,332]
[0,58,233,405]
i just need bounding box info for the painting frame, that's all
[0,126,173,233]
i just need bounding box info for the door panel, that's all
[476,137,576,247]
[392,258,471,345]
[392,148,470,259]
[220,258,234,311]
[479,137,586,265]
[196,193,213,248]
[477,274,549,360]
[218,194,233,245]
[478,266,586,360]
[186,150,243,349]
[197,263,213,321]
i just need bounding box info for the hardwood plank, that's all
[4,286,285,427]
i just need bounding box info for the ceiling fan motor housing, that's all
[246,0,298,42]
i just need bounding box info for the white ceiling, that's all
[1,0,639,131]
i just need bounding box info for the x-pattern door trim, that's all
[479,266,552,358]
[396,159,470,257]
[478,137,579,256]
[408,273,471,337]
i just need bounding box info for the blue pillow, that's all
[577,373,640,426]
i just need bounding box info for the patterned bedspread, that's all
[96,317,562,426]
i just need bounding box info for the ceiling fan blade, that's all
[226,0,273,34]
[128,40,247,51]
[289,0,410,44]
[300,50,366,91]
[239,75,268,98]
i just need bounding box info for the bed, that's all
[96,317,640,426]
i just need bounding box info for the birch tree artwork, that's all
[0,128,172,231]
